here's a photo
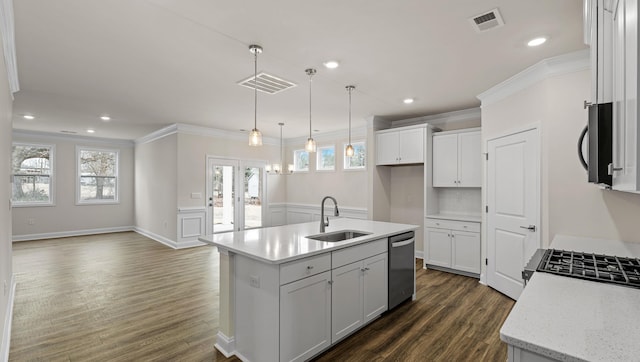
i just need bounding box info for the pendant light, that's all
[266,123,294,175]
[248,44,263,146]
[305,68,317,153]
[345,85,356,157]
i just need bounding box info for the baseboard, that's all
[425,264,480,279]
[12,226,134,242]
[1,275,16,362]
[415,251,424,259]
[214,331,235,358]
[175,240,206,249]
[133,227,178,249]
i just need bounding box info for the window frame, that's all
[316,144,336,172]
[11,142,56,207]
[343,140,367,171]
[76,146,120,205]
[293,149,310,172]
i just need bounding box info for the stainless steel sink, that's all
[306,230,371,242]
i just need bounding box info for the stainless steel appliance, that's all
[388,231,415,310]
[578,102,613,186]
[523,248,640,289]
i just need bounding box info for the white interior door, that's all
[207,157,266,234]
[487,128,540,300]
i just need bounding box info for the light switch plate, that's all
[249,275,260,288]
[190,192,202,199]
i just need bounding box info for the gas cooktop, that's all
[536,249,640,289]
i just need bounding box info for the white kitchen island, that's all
[500,235,640,362]
[199,218,418,362]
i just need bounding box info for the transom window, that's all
[293,149,309,172]
[317,145,335,171]
[11,143,55,206]
[344,141,366,170]
[77,147,119,204]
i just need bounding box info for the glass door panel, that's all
[211,162,235,233]
[243,166,263,230]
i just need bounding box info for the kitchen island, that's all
[500,235,640,362]
[199,218,418,362]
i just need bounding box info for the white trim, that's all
[477,49,590,106]
[12,226,133,242]
[135,124,178,145]
[11,142,56,207]
[374,123,427,134]
[178,208,206,244]
[214,331,236,358]
[134,226,178,249]
[285,126,367,146]
[13,129,134,147]
[392,107,481,128]
[433,127,482,137]
[176,123,279,146]
[76,146,120,205]
[1,274,16,362]
[0,0,19,95]
[177,206,206,213]
[415,250,424,260]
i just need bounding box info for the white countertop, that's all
[500,235,640,362]
[198,218,418,264]
[425,213,482,223]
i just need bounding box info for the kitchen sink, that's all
[306,230,371,242]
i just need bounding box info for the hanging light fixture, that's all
[266,123,294,175]
[345,85,356,157]
[305,68,317,153]
[248,44,263,146]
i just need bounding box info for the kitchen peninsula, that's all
[199,218,418,362]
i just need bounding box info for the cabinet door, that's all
[398,128,424,164]
[376,132,400,165]
[432,134,458,187]
[451,231,480,274]
[331,262,364,343]
[425,228,452,268]
[458,131,482,187]
[280,271,332,362]
[362,253,388,323]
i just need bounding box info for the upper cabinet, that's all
[585,0,614,104]
[376,126,425,165]
[432,129,481,187]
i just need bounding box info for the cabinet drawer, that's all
[425,218,480,233]
[332,238,387,269]
[280,253,331,285]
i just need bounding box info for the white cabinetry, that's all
[376,126,425,165]
[424,218,480,276]
[585,0,614,104]
[432,129,481,187]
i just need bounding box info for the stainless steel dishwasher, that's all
[388,231,415,310]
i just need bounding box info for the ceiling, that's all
[11,0,586,140]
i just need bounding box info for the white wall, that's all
[389,165,424,251]
[11,133,134,239]
[482,68,640,245]
[0,29,14,360]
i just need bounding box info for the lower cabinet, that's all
[424,218,480,276]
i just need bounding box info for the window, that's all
[77,147,119,204]
[317,145,335,171]
[293,149,309,172]
[11,143,55,206]
[344,141,366,170]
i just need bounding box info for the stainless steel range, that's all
[525,249,640,289]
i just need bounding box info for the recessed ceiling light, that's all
[403,98,414,104]
[100,115,111,121]
[323,61,339,69]
[527,37,547,47]
[87,129,96,134]
[23,114,35,120]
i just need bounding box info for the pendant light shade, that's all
[248,45,263,146]
[305,68,317,153]
[266,123,293,175]
[345,85,355,156]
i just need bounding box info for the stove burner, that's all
[536,249,640,289]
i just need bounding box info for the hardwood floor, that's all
[10,232,514,361]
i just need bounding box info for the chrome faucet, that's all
[320,196,339,233]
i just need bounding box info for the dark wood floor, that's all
[10,232,514,361]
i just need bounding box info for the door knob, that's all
[520,225,536,232]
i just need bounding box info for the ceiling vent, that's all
[237,72,297,94]
[469,8,504,33]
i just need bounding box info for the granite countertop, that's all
[425,213,482,223]
[198,218,418,264]
[500,235,640,362]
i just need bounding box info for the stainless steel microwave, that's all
[578,102,612,186]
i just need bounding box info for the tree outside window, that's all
[11,143,54,205]
[317,145,335,171]
[293,149,309,172]
[78,147,119,204]
[344,141,366,170]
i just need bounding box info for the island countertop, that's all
[198,218,419,264]
[500,235,640,362]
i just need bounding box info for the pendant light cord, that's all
[308,73,312,138]
[254,51,258,130]
[348,87,352,145]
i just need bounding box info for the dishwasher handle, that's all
[391,238,414,248]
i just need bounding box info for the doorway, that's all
[206,157,266,234]
[486,127,540,300]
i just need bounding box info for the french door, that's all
[206,157,266,234]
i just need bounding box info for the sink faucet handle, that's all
[324,216,329,227]
[334,205,339,217]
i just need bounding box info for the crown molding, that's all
[13,129,134,147]
[477,49,590,106]
[0,0,19,95]
[284,126,367,147]
[391,107,481,127]
[136,123,280,146]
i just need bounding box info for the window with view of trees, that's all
[344,141,366,170]
[12,143,54,205]
[77,147,119,204]
[317,145,335,171]
[293,149,309,172]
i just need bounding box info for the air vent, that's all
[237,72,297,94]
[469,8,504,33]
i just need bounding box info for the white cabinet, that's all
[424,218,480,276]
[585,0,614,104]
[280,271,332,362]
[432,129,481,187]
[376,126,425,165]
